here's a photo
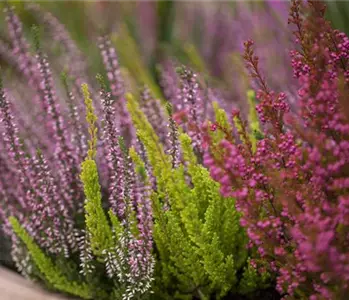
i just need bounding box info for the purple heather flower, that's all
[98,79,127,219]
[62,76,87,164]
[0,83,29,210]
[25,151,73,256]
[158,60,181,112]
[4,5,46,116]
[166,103,180,169]
[36,46,81,212]
[140,86,168,148]
[178,66,203,153]
[26,3,88,83]
[98,36,134,145]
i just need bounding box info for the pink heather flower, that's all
[204,1,349,298]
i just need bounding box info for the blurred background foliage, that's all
[1,1,348,81]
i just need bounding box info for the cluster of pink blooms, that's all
[204,1,349,299]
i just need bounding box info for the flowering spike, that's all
[178,66,203,154]
[166,103,180,168]
[98,35,134,145]
[61,72,87,162]
[97,77,126,218]
[27,2,88,83]
[139,86,168,147]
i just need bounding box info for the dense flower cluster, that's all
[204,1,349,299]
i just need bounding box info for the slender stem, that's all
[197,288,209,300]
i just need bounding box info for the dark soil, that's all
[221,288,281,300]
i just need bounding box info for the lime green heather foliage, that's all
[81,84,113,258]
[212,101,233,145]
[9,217,92,299]
[80,159,113,257]
[126,93,268,299]
[81,83,98,160]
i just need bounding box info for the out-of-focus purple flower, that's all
[98,36,134,145]
[140,86,168,147]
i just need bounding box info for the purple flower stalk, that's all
[98,36,134,145]
[158,60,181,111]
[36,40,80,212]
[0,82,28,211]
[4,5,40,87]
[97,76,126,219]
[140,86,168,148]
[178,66,203,153]
[62,75,87,164]
[26,3,88,83]
[166,103,180,168]
[0,79,74,256]
[4,5,47,118]
[26,151,72,256]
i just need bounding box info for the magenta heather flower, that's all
[204,1,349,298]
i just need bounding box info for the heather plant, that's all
[204,1,349,299]
[127,94,270,299]
[1,1,348,299]
[0,5,155,299]
[0,4,266,300]
[1,79,155,300]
